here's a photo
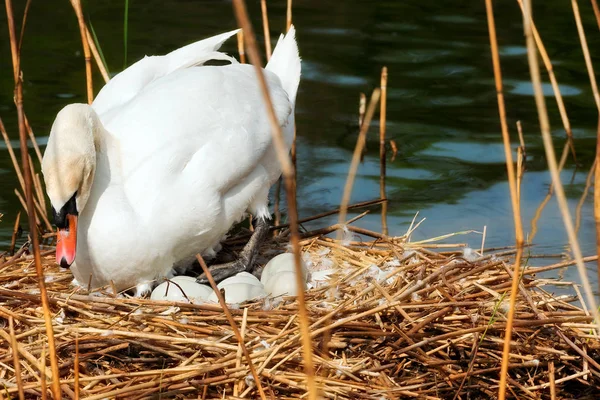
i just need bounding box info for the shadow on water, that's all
[0,0,599,287]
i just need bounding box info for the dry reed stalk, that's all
[33,170,46,214]
[9,317,25,400]
[593,0,600,29]
[74,334,80,399]
[196,255,267,400]
[233,307,249,396]
[596,117,600,294]
[85,27,110,83]
[549,361,556,399]
[40,346,48,400]
[379,67,388,236]
[273,177,282,234]
[286,0,292,32]
[69,0,94,104]
[237,30,246,63]
[516,0,576,161]
[567,0,600,328]
[230,3,316,398]
[337,89,381,237]
[577,157,597,233]
[16,0,31,55]
[485,0,525,397]
[24,117,43,164]
[359,92,366,127]
[571,0,600,291]
[0,117,25,192]
[260,0,272,60]
[4,2,61,399]
[10,212,20,255]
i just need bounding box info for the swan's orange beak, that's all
[56,214,77,268]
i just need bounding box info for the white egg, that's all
[264,271,306,297]
[260,253,307,286]
[151,276,214,303]
[207,272,267,304]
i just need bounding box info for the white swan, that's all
[41,27,300,294]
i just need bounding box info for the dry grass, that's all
[0,228,598,399]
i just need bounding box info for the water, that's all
[0,1,599,289]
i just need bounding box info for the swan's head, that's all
[42,104,98,268]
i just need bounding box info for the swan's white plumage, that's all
[42,27,300,293]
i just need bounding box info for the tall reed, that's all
[484,0,525,397]
[231,1,317,398]
[4,1,61,398]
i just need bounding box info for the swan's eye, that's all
[53,192,78,229]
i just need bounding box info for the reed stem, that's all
[70,0,93,104]
[4,2,61,398]
[571,0,600,321]
[379,67,388,235]
[230,2,316,398]
[286,0,292,32]
[337,89,381,236]
[260,0,272,60]
[484,0,525,397]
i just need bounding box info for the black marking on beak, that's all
[60,257,71,269]
[52,192,78,229]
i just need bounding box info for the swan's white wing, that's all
[100,64,292,215]
[92,29,239,116]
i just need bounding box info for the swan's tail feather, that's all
[93,29,239,116]
[266,25,301,105]
[166,29,240,72]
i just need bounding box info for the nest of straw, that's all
[0,229,599,399]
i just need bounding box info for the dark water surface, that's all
[1,1,599,288]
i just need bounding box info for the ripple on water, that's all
[56,93,77,99]
[405,64,476,78]
[506,80,582,97]
[302,61,368,87]
[431,15,478,24]
[499,46,528,56]
[374,48,453,64]
[304,27,363,37]
[419,141,518,164]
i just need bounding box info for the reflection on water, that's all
[0,0,598,289]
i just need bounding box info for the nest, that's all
[0,229,599,399]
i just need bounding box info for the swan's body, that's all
[42,28,300,293]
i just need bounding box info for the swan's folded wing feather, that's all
[92,29,239,116]
[100,64,292,210]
